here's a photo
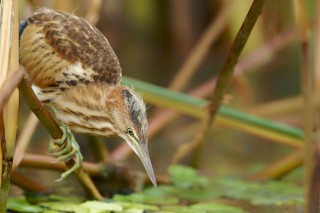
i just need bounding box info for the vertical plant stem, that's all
[4,0,19,157]
[85,0,102,25]
[0,0,12,85]
[208,0,266,124]
[192,0,266,166]
[168,3,234,91]
[310,0,320,211]
[0,114,7,213]
[294,0,315,212]
[0,0,13,211]
[12,112,38,170]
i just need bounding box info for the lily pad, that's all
[214,177,304,205]
[145,185,222,201]
[7,197,43,213]
[114,193,178,205]
[168,165,209,189]
[191,202,249,213]
[80,200,123,212]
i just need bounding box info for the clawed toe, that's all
[49,125,83,181]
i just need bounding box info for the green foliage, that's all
[168,165,209,188]
[161,202,250,213]
[213,177,304,205]
[7,198,42,212]
[7,165,303,212]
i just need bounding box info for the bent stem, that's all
[18,78,103,200]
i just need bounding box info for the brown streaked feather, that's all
[20,8,122,88]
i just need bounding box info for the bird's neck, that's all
[50,83,123,136]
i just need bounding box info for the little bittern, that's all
[19,8,157,186]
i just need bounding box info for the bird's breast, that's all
[49,88,117,137]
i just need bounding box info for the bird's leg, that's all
[48,125,83,181]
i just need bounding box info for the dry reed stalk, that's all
[0,0,12,86]
[51,0,77,12]
[11,172,48,193]
[4,0,19,158]
[85,0,102,25]
[168,3,235,91]
[0,71,24,112]
[250,95,320,119]
[315,4,320,190]
[171,114,209,164]
[190,0,266,167]
[247,149,303,181]
[0,0,20,210]
[294,0,315,212]
[12,113,39,170]
[0,0,13,210]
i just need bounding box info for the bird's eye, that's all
[127,128,134,136]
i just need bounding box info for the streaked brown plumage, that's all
[19,8,156,186]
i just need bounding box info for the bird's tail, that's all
[19,21,28,40]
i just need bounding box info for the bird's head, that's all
[107,85,157,187]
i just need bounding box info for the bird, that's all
[19,8,157,187]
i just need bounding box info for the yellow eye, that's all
[127,128,134,136]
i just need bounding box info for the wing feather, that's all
[20,8,122,89]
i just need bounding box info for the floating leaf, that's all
[7,198,43,212]
[161,202,249,213]
[80,200,123,212]
[190,202,249,213]
[117,201,159,211]
[145,185,222,201]
[39,202,86,213]
[214,177,304,205]
[114,193,178,205]
[168,165,209,189]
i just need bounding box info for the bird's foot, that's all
[48,125,83,181]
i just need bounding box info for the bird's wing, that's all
[20,8,122,89]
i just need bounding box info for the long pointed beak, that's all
[132,141,157,187]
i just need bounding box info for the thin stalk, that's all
[0,71,22,211]
[85,0,102,25]
[4,0,19,158]
[0,71,24,112]
[0,0,12,86]
[309,0,320,211]
[0,0,14,211]
[294,0,315,212]
[18,78,103,200]
[0,114,7,212]
[313,0,320,211]
[20,153,109,176]
[88,136,111,163]
[165,0,266,166]
[168,3,234,91]
[0,0,13,193]
[247,149,303,181]
[12,113,38,170]
[172,114,209,164]
[250,96,304,118]
[207,0,266,125]
[11,172,48,193]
